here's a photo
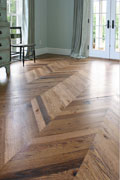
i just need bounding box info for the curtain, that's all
[22,0,35,54]
[71,0,91,58]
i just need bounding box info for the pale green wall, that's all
[47,0,74,49]
[35,0,47,49]
[35,0,74,50]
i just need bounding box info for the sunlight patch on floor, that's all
[0,67,7,84]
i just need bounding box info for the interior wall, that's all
[47,0,74,50]
[35,0,47,49]
[35,0,74,52]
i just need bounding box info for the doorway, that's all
[90,0,120,59]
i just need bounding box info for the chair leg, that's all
[23,47,24,67]
[33,49,35,63]
[20,47,22,60]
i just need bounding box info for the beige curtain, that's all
[71,0,91,58]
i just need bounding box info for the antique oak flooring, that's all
[0,55,119,180]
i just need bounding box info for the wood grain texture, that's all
[75,99,120,180]
[0,55,119,179]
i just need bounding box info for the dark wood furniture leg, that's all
[33,48,35,63]
[20,47,22,60]
[10,45,11,62]
[23,47,24,67]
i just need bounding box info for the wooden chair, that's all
[10,27,36,66]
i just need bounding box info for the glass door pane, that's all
[115,0,120,52]
[90,0,120,59]
[90,0,110,58]
[92,0,107,51]
[110,0,120,59]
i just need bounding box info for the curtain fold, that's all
[22,0,35,48]
[71,0,91,58]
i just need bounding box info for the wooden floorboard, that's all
[0,55,119,179]
[76,105,119,180]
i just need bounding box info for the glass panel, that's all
[7,0,23,27]
[115,39,120,52]
[115,1,120,52]
[93,38,105,50]
[93,0,107,14]
[116,1,120,15]
[92,0,107,51]
[12,16,16,26]
[7,0,17,25]
[93,25,106,39]
[10,0,16,14]
[7,0,9,19]
[7,15,11,24]
[93,14,106,26]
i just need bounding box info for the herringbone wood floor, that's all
[0,55,119,180]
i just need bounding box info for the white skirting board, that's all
[35,48,48,56]
[35,48,71,56]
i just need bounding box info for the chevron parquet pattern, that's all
[0,55,119,180]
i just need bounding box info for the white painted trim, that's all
[35,48,48,56]
[47,48,71,56]
[35,48,71,56]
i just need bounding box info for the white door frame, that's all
[89,0,120,60]
[110,0,120,60]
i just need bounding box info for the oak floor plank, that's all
[0,55,119,179]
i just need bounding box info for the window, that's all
[7,0,23,27]
[90,0,120,59]
[7,0,23,52]
[115,0,120,52]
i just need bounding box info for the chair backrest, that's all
[10,27,22,44]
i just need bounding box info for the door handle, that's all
[107,20,110,29]
[112,20,115,29]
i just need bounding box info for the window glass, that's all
[7,0,22,27]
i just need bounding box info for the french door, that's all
[90,0,120,60]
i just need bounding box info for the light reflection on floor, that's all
[89,61,120,96]
[0,67,8,84]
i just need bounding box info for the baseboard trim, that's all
[35,48,48,56]
[47,48,71,56]
[35,48,71,56]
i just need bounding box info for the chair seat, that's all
[11,43,35,48]
[10,27,36,66]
